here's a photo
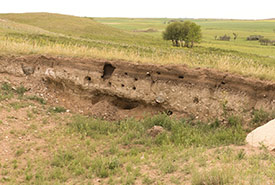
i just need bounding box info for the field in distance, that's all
[95,17,275,58]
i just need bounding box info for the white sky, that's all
[1,0,275,19]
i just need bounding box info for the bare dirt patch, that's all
[133,28,158,32]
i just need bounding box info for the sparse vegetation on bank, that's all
[0,83,274,184]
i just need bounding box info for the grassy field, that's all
[0,13,274,81]
[0,82,275,184]
[0,14,275,184]
[95,18,275,57]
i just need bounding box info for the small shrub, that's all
[9,102,30,110]
[25,173,33,181]
[48,106,66,113]
[228,115,242,127]
[125,175,136,185]
[1,82,12,92]
[15,85,27,96]
[15,149,24,157]
[251,109,270,127]
[143,114,173,130]
[90,157,120,178]
[161,161,177,174]
[154,132,169,145]
[49,167,68,181]
[143,176,155,185]
[209,119,221,128]
[0,83,14,101]
[51,150,75,168]
[27,95,46,104]
[236,149,246,160]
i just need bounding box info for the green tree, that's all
[163,21,202,48]
[184,21,202,48]
[162,22,184,47]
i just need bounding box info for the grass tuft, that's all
[26,95,46,104]
[48,106,66,113]
[192,168,233,185]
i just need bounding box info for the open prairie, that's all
[0,13,274,184]
[0,13,275,80]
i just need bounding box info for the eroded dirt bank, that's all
[0,55,274,122]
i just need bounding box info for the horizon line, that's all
[1,12,274,21]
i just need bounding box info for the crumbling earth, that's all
[0,55,274,122]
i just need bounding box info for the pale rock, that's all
[147,125,165,137]
[246,119,275,151]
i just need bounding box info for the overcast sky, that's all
[1,0,275,19]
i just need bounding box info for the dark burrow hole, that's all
[221,81,226,85]
[111,97,139,110]
[178,75,184,79]
[84,76,92,82]
[146,72,151,77]
[124,72,128,75]
[156,71,161,75]
[166,110,173,116]
[132,86,136,90]
[134,77,138,81]
[101,63,116,79]
[193,97,199,104]
[121,84,125,87]
[108,82,112,86]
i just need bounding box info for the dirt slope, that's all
[0,55,274,122]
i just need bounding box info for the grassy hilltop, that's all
[0,13,275,80]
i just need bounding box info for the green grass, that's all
[250,109,274,129]
[0,13,160,46]
[5,86,269,184]
[192,167,233,185]
[48,106,67,113]
[2,110,272,184]
[9,101,31,110]
[26,95,46,105]
[0,13,275,80]
[69,114,246,147]
[95,17,275,57]
[0,83,14,101]
[0,15,275,183]
[0,93,275,185]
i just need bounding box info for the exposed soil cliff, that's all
[0,55,274,122]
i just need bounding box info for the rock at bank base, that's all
[246,119,275,151]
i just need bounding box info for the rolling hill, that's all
[0,13,136,42]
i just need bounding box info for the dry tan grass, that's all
[1,39,275,81]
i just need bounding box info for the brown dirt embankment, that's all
[0,55,274,122]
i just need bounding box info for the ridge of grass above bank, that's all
[0,13,275,81]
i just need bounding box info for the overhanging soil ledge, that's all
[0,55,274,122]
